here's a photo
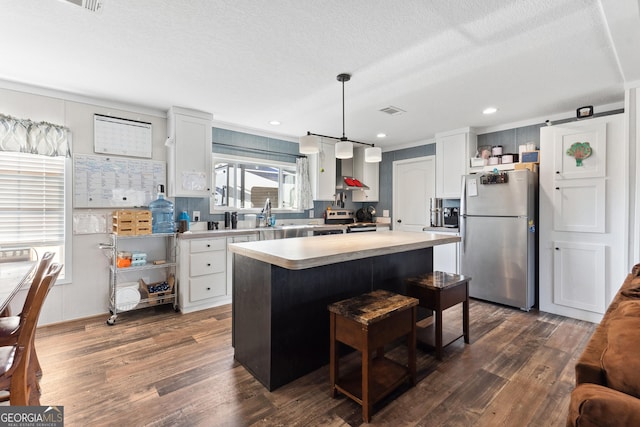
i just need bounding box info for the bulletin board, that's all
[73,154,166,208]
[94,114,153,158]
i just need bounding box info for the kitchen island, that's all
[228,231,460,390]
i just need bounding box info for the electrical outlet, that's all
[309,209,314,218]
[193,210,200,222]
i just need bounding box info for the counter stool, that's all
[328,289,418,423]
[405,271,470,360]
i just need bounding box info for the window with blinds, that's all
[0,151,66,277]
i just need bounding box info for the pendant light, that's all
[300,73,381,162]
[299,133,320,154]
[364,146,382,162]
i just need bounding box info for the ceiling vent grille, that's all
[379,106,406,116]
[63,0,105,13]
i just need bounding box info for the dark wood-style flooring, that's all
[35,299,596,426]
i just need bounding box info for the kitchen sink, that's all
[258,225,314,240]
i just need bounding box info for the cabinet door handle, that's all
[555,247,560,250]
[556,171,560,174]
[555,187,559,190]
[206,287,211,291]
[206,244,210,247]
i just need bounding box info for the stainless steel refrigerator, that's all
[460,169,536,311]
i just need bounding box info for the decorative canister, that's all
[501,154,514,164]
[491,145,503,156]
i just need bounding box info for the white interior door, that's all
[392,156,435,231]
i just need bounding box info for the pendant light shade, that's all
[299,134,320,154]
[365,146,382,163]
[335,140,353,159]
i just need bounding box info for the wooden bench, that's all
[328,289,418,423]
[406,271,470,360]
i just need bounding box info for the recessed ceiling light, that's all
[376,133,387,138]
[483,107,498,115]
[269,120,281,126]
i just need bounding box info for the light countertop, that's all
[228,230,460,270]
[422,226,459,233]
[176,224,350,240]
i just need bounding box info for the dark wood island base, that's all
[232,247,433,391]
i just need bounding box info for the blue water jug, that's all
[149,184,175,233]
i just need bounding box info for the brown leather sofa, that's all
[567,264,640,426]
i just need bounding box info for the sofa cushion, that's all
[568,383,640,427]
[601,300,640,398]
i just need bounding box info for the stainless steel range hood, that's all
[335,176,370,191]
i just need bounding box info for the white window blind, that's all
[0,152,65,249]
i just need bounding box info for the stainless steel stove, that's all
[325,209,377,232]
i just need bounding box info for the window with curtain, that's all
[211,154,300,212]
[0,114,71,280]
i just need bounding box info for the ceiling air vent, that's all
[63,0,105,13]
[379,106,406,116]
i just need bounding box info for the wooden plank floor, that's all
[34,300,596,426]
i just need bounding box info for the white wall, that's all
[0,85,167,325]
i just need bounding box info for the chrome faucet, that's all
[262,198,272,225]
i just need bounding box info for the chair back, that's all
[19,252,54,318]
[16,263,62,350]
[3,263,61,406]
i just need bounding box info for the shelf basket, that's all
[139,275,174,305]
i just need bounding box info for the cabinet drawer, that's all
[190,251,225,276]
[191,238,226,252]
[190,273,226,302]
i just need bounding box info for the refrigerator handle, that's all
[460,175,466,254]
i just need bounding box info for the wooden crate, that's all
[113,210,153,235]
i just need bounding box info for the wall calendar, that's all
[94,114,152,158]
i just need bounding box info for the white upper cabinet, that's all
[308,140,336,201]
[435,128,477,198]
[352,147,379,202]
[553,123,607,179]
[167,106,213,198]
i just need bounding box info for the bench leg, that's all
[408,306,417,385]
[463,297,470,344]
[362,339,372,423]
[329,313,338,398]
[435,308,443,360]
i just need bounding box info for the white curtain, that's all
[295,157,314,210]
[0,113,70,157]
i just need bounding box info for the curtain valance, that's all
[0,113,71,157]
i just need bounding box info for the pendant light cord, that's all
[341,78,346,140]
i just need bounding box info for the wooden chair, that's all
[0,262,61,405]
[0,252,54,378]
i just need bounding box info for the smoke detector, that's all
[62,0,105,13]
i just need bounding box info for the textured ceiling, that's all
[1,0,639,148]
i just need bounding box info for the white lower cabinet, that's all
[553,241,606,314]
[178,236,227,313]
[178,233,258,313]
[432,231,460,274]
[226,234,258,289]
